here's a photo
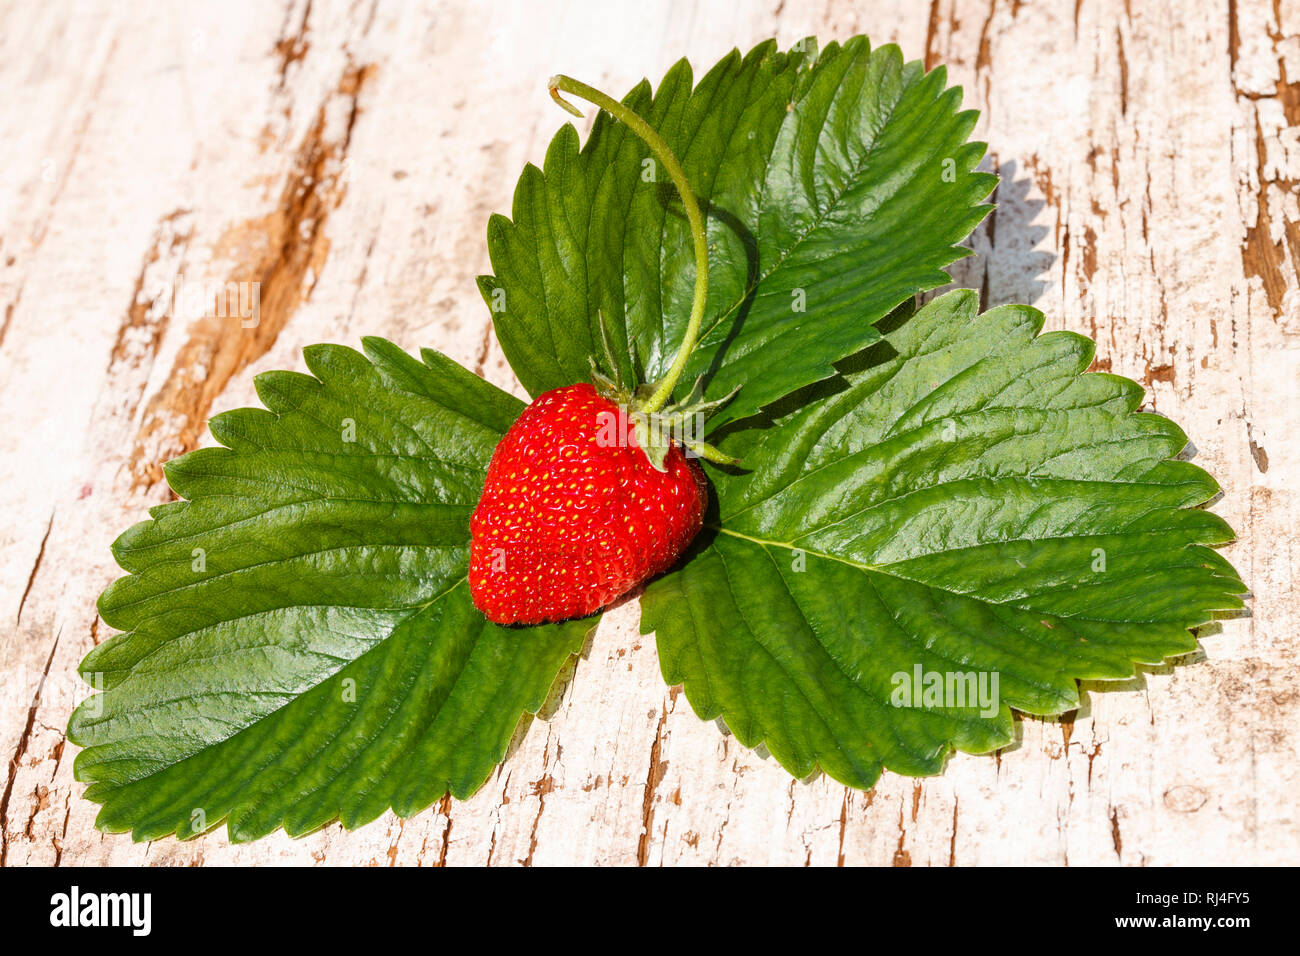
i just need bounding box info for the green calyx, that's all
[588,324,737,471]
[551,74,737,472]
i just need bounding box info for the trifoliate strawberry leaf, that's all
[640,290,1246,788]
[480,36,996,427]
[68,340,591,841]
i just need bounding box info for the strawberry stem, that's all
[549,74,708,415]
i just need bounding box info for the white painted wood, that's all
[0,0,1293,866]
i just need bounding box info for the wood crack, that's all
[636,705,670,867]
[15,510,54,627]
[0,630,61,867]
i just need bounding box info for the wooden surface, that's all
[1,0,1295,867]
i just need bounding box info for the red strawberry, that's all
[469,383,706,625]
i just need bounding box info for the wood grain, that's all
[0,0,1293,866]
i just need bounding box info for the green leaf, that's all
[641,290,1245,789]
[69,339,592,841]
[480,36,996,427]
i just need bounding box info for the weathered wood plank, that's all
[0,0,1292,866]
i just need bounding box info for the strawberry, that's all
[469,384,707,625]
[468,75,741,626]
